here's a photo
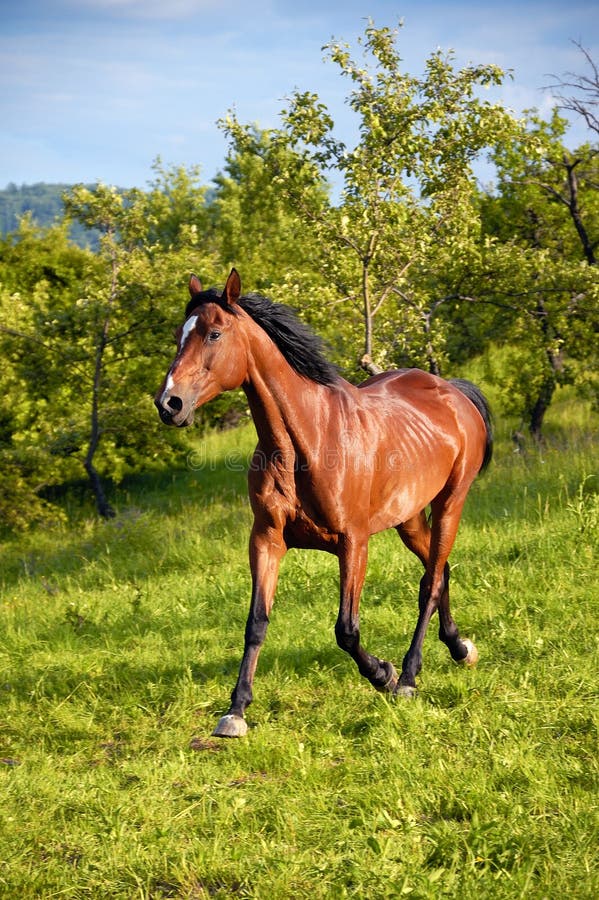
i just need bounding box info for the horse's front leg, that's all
[335,534,399,694]
[212,525,285,738]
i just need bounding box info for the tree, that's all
[61,177,220,517]
[0,166,220,526]
[548,42,599,139]
[481,109,599,439]
[220,20,520,378]
[0,218,93,528]
[143,158,212,251]
[211,128,326,291]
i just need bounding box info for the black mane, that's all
[185,287,224,317]
[186,288,339,387]
[239,293,339,386]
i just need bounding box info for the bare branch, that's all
[546,41,599,138]
[359,353,384,375]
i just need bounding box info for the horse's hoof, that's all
[394,683,417,700]
[460,638,479,667]
[212,714,248,738]
[376,663,399,694]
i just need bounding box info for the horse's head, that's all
[155,268,248,427]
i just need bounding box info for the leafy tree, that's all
[481,110,599,438]
[208,128,345,403]
[0,182,102,247]
[211,129,326,291]
[0,167,220,526]
[220,20,520,378]
[143,158,212,251]
[0,218,95,527]
[60,177,221,517]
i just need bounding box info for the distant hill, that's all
[1,181,217,250]
[0,182,100,248]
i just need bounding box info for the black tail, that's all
[450,379,493,474]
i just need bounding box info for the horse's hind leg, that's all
[396,507,477,695]
[438,571,478,668]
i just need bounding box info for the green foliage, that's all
[141,159,212,251]
[1,19,598,530]
[0,403,597,897]
[220,20,521,376]
[480,110,599,433]
[0,182,67,233]
[0,172,218,526]
[0,220,95,526]
[211,130,325,291]
[217,18,598,436]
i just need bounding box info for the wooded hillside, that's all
[0,182,101,247]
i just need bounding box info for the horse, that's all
[155,269,493,738]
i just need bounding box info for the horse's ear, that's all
[189,274,202,297]
[223,268,241,305]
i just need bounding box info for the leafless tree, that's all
[547,41,599,139]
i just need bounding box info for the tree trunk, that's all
[360,353,383,376]
[84,454,115,519]
[423,310,441,376]
[361,255,374,368]
[426,348,441,377]
[528,374,557,443]
[83,240,118,519]
[84,305,114,519]
[528,296,564,442]
[84,333,115,518]
[564,155,596,266]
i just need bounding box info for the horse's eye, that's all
[208,330,222,342]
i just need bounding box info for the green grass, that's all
[1,397,598,898]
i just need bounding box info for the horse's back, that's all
[358,368,482,427]
[357,367,489,486]
[358,367,446,400]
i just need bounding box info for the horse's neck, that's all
[242,326,332,462]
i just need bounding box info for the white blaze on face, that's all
[160,316,198,407]
[181,315,198,349]
[160,373,175,408]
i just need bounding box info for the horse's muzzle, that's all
[155,400,174,425]
[154,397,194,427]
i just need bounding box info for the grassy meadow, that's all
[0,391,598,898]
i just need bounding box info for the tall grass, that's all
[1,395,597,898]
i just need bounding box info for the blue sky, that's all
[1,0,597,189]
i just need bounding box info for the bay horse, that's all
[155,269,492,738]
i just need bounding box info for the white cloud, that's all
[61,0,259,20]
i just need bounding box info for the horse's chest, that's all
[251,460,350,551]
[261,478,340,549]
[283,506,340,551]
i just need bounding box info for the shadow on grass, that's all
[1,454,254,590]
[2,629,346,711]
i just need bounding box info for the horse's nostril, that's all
[167,395,183,412]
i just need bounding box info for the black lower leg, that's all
[228,611,269,717]
[399,573,439,688]
[334,619,397,691]
[436,564,469,661]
